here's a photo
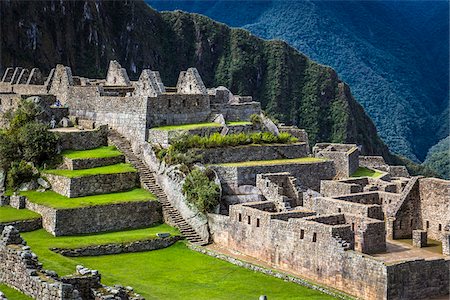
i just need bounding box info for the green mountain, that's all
[1,0,437,177]
[423,136,449,179]
[148,0,449,163]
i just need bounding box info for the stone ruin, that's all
[0,226,143,300]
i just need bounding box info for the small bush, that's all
[182,169,220,213]
[250,114,262,125]
[7,160,36,190]
[18,122,59,167]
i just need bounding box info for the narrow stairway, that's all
[108,130,209,246]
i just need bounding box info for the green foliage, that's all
[17,122,59,166]
[0,99,59,189]
[250,113,261,125]
[388,154,440,178]
[22,188,156,209]
[7,160,36,190]
[182,168,220,213]
[21,229,336,300]
[155,131,298,167]
[422,136,449,179]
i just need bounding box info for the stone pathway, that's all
[108,130,208,246]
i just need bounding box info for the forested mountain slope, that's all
[1,0,439,177]
[149,0,449,163]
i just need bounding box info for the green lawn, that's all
[351,167,383,178]
[226,121,252,126]
[0,206,40,223]
[42,163,136,178]
[21,188,157,209]
[216,157,326,167]
[151,122,222,131]
[0,284,33,300]
[21,229,336,300]
[62,146,123,160]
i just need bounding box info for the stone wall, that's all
[0,226,78,299]
[55,125,108,150]
[45,172,138,198]
[212,160,335,194]
[25,199,161,236]
[136,142,210,243]
[418,178,450,241]
[386,258,449,299]
[51,236,181,257]
[0,218,42,233]
[69,88,149,142]
[309,196,383,220]
[0,226,143,300]
[313,143,359,178]
[208,205,449,300]
[64,155,125,170]
[198,143,309,164]
[147,94,211,127]
[219,102,262,122]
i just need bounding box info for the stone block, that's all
[412,230,427,248]
[442,233,450,256]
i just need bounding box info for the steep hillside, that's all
[0,0,392,158]
[423,136,449,179]
[149,0,449,162]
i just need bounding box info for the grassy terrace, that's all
[216,157,326,167]
[62,146,123,160]
[0,206,40,223]
[351,167,383,178]
[21,189,157,209]
[42,163,136,178]
[0,284,32,300]
[21,229,335,300]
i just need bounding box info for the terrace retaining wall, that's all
[0,218,42,233]
[55,125,108,150]
[51,236,182,256]
[197,143,309,164]
[45,172,138,198]
[25,199,161,236]
[64,155,125,170]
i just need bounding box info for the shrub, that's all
[7,160,36,190]
[18,122,59,167]
[250,113,262,125]
[0,130,20,170]
[182,168,220,213]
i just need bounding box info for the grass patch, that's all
[21,229,335,300]
[0,206,40,223]
[42,163,136,178]
[351,167,383,178]
[216,157,326,167]
[151,122,222,131]
[62,146,123,160]
[226,121,252,126]
[21,188,157,209]
[0,284,33,300]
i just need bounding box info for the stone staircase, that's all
[108,130,209,246]
[333,235,352,251]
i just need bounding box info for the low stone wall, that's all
[55,125,108,150]
[0,226,143,300]
[0,218,42,233]
[51,236,181,257]
[212,160,335,194]
[64,155,125,170]
[45,172,138,198]
[25,199,161,236]
[197,143,309,164]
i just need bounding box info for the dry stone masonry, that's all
[0,61,449,300]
